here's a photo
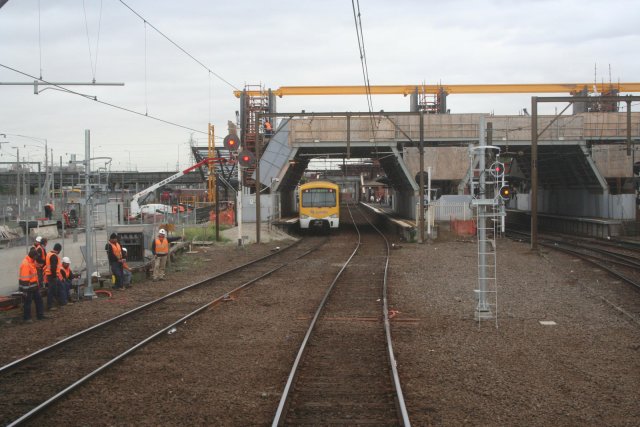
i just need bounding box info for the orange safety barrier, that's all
[451,219,477,236]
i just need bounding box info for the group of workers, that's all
[19,236,78,323]
[106,228,170,290]
[20,228,172,324]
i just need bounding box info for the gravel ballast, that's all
[1,227,639,426]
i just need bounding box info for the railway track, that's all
[273,204,410,426]
[507,229,640,291]
[0,236,328,426]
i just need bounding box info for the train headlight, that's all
[300,214,309,219]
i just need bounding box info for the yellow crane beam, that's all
[233,83,640,98]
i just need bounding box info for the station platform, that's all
[360,203,417,242]
[271,216,300,235]
[507,210,627,239]
[272,205,418,241]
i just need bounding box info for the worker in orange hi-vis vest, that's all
[44,243,63,310]
[58,256,79,304]
[44,201,55,220]
[19,248,47,323]
[32,236,47,286]
[151,229,169,281]
[105,233,125,290]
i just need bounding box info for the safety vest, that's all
[44,251,60,277]
[58,264,71,280]
[34,244,46,268]
[109,242,122,260]
[155,238,169,255]
[265,121,272,131]
[19,256,38,285]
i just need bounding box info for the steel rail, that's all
[539,243,640,292]
[359,203,411,426]
[508,229,640,269]
[562,243,640,268]
[271,206,362,426]
[506,229,640,291]
[271,204,410,426]
[6,239,326,426]
[534,233,640,265]
[0,238,305,374]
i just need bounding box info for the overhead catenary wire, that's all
[351,0,378,150]
[82,0,103,82]
[0,62,208,135]
[144,20,148,115]
[37,0,42,79]
[351,2,374,116]
[117,0,240,92]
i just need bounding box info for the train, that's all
[299,181,340,231]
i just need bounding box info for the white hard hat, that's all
[159,229,167,236]
[35,236,42,243]
[122,247,128,253]
[62,256,71,264]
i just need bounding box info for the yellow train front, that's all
[299,181,340,232]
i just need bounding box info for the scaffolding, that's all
[240,84,270,187]
[417,85,447,114]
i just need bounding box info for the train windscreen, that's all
[302,188,336,207]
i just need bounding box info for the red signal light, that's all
[490,162,505,178]
[224,134,240,151]
[238,150,255,167]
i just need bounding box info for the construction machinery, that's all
[129,158,222,218]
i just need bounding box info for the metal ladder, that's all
[475,200,499,327]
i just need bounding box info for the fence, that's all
[429,201,473,221]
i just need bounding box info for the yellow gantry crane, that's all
[234,83,640,98]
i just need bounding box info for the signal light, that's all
[238,150,256,167]
[223,134,240,151]
[499,185,511,201]
[490,162,504,178]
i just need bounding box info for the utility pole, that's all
[16,147,20,219]
[84,130,96,299]
[255,120,262,244]
[44,141,48,201]
[474,117,492,320]
[530,98,538,250]
[418,110,425,243]
[237,148,244,247]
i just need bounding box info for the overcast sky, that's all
[1,0,638,172]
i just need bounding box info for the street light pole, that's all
[15,147,20,219]
[84,130,96,299]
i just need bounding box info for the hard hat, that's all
[35,236,42,243]
[159,229,167,236]
[122,247,128,253]
[62,256,70,264]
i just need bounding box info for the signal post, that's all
[223,133,256,246]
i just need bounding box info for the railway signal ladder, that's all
[473,198,501,327]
